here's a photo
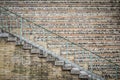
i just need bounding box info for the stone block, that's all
[0,33,9,38]
[31,48,40,54]
[63,63,72,70]
[7,36,17,42]
[23,44,32,50]
[71,68,80,74]
[55,61,64,66]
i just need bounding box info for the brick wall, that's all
[1,0,119,65]
[0,1,120,79]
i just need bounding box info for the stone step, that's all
[7,36,17,42]
[16,41,24,46]
[47,56,56,62]
[31,48,40,54]
[63,63,72,70]
[71,68,80,75]
[79,71,88,79]
[23,44,32,50]
[0,33,9,38]
[38,52,48,58]
[55,61,64,66]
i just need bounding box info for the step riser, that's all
[38,53,48,58]
[23,45,32,50]
[63,64,72,70]
[7,37,17,42]
[0,33,9,38]
[71,68,80,75]
[55,61,64,66]
[16,41,24,46]
[31,49,40,54]
[47,57,56,62]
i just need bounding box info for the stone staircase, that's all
[0,29,90,80]
[0,3,120,80]
[0,34,81,80]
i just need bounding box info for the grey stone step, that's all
[23,44,32,50]
[38,52,48,58]
[16,41,24,46]
[31,48,40,54]
[55,61,64,66]
[71,68,80,75]
[0,33,9,38]
[7,36,17,42]
[47,56,56,62]
[63,63,72,70]
[79,71,88,79]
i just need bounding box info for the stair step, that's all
[38,52,48,58]
[71,68,80,75]
[0,33,9,38]
[31,49,40,54]
[16,41,24,46]
[63,63,72,70]
[23,44,32,50]
[7,36,17,42]
[47,56,56,62]
[79,71,88,79]
[55,61,64,66]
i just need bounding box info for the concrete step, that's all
[0,33,9,38]
[7,36,17,42]
[71,68,80,75]
[38,51,48,58]
[31,48,40,54]
[47,55,56,62]
[23,43,32,50]
[63,63,72,70]
[16,41,24,46]
[55,61,64,66]
[79,71,88,79]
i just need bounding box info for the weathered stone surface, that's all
[55,61,64,66]
[71,68,80,74]
[23,44,32,50]
[31,48,40,54]
[79,71,88,78]
[47,56,56,61]
[63,63,72,70]
[7,36,17,42]
[0,33,9,38]
[16,41,24,46]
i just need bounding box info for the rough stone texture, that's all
[0,38,79,80]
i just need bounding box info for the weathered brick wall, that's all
[0,38,79,80]
[0,1,120,79]
[0,0,119,65]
